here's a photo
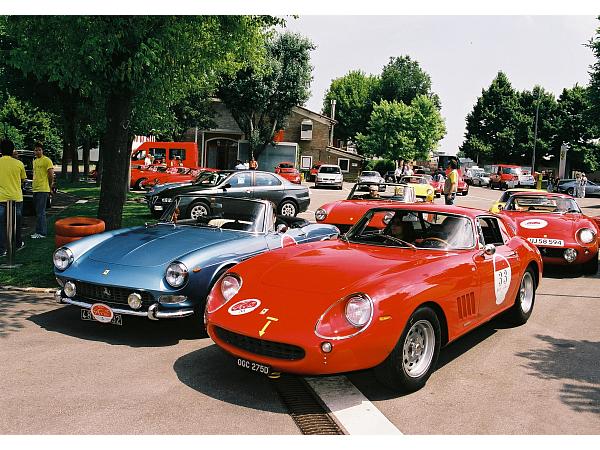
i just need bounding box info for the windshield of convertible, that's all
[348,183,415,202]
[505,195,581,214]
[346,209,475,250]
[160,196,266,233]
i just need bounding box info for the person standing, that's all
[249,157,258,170]
[0,139,27,256]
[394,165,402,183]
[443,160,459,205]
[30,143,54,239]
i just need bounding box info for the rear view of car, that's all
[315,164,344,190]
[274,162,301,184]
[357,171,383,184]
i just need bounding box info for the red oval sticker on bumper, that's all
[91,303,114,323]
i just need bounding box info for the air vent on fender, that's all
[457,292,476,319]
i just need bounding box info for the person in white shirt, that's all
[394,166,402,183]
[144,154,152,166]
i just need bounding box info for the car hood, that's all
[323,200,388,226]
[505,212,590,237]
[87,225,240,267]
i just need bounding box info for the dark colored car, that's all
[53,196,340,331]
[148,170,310,218]
[556,179,600,197]
[16,150,54,215]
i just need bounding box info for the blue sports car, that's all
[53,196,339,331]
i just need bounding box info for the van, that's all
[131,142,199,168]
[489,164,520,190]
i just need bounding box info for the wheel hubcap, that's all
[402,320,435,378]
[190,205,207,220]
[281,203,295,216]
[519,272,534,313]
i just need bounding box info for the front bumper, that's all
[55,290,194,320]
[535,245,597,266]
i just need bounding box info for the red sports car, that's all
[206,203,542,393]
[130,165,165,190]
[497,191,599,274]
[274,162,301,184]
[140,167,214,189]
[315,182,416,233]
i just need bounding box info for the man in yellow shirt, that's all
[0,139,27,257]
[443,159,459,205]
[31,142,55,239]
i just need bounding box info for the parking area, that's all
[1,185,599,435]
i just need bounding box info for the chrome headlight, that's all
[315,208,328,221]
[53,248,74,271]
[577,228,596,244]
[64,281,76,298]
[165,261,188,288]
[563,248,578,263]
[221,274,242,302]
[344,294,373,327]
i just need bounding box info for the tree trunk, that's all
[60,137,69,179]
[96,137,104,186]
[98,90,133,230]
[82,137,91,176]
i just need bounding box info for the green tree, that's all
[587,17,600,136]
[322,70,379,143]
[5,16,278,229]
[219,31,314,160]
[517,86,557,167]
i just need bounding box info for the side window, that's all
[149,148,166,161]
[168,148,186,160]
[228,173,252,188]
[255,173,282,187]
[477,217,506,246]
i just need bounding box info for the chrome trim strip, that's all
[60,297,194,319]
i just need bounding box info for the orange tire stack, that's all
[55,217,106,248]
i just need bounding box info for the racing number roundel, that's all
[520,219,548,230]
[228,299,261,316]
[493,254,512,305]
[91,303,114,323]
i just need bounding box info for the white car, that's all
[471,171,491,187]
[357,170,384,184]
[517,172,536,188]
[315,164,344,190]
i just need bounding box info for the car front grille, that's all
[214,326,305,361]
[75,281,154,305]
[536,247,565,258]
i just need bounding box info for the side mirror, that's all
[222,183,231,190]
[483,244,496,256]
[276,224,288,234]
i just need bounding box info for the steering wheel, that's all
[418,237,450,248]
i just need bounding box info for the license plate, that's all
[236,357,270,375]
[528,237,564,247]
[154,205,163,211]
[81,308,123,325]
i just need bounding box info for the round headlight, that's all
[64,281,76,298]
[315,208,328,221]
[53,248,74,271]
[578,228,595,244]
[564,248,578,263]
[344,295,373,327]
[128,292,143,310]
[221,274,241,302]
[165,261,188,288]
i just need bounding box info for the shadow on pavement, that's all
[28,303,205,347]
[515,334,600,415]
[173,345,287,414]
[0,291,55,338]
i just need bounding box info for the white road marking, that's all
[305,376,402,435]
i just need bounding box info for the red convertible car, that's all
[140,167,214,189]
[206,203,542,393]
[497,192,599,274]
[315,182,416,233]
[274,162,301,184]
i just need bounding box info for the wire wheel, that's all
[402,320,435,378]
[519,271,535,314]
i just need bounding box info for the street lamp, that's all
[532,90,541,173]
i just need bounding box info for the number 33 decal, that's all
[493,254,512,305]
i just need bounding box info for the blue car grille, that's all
[214,326,305,361]
[75,282,154,305]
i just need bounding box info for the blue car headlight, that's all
[53,248,74,271]
[165,261,188,288]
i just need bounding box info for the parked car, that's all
[314,164,344,190]
[148,170,310,218]
[130,165,165,190]
[315,182,416,233]
[556,179,600,197]
[515,169,536,188]
[274,162,301,184]
[498,192,599,274]
[206,203,542,393]
[399,175,435,202]
[384,171,397,182]
[488,188,548,213]
[423,174,442,197]
[139,167,206,190]
[357,170,384,184]
[471,171,491,187]
[309,162,325,182]
[53,196,339,332]
[489,164,520,190]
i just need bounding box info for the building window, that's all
[338,158,350,173]
[300,155,312,170]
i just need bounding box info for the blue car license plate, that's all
[236,357,270,375]
[81,308,123,325]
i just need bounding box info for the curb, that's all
[0,285,55,293]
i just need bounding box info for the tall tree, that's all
[517,86,557,168]
[587,17,600,136]
[322,70,379,143]
[5,16,279,229]
[219,31,314,160]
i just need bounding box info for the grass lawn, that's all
[0,184,151,288]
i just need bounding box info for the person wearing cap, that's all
[0,139,27,256]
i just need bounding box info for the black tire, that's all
[504,268,536,326]
[462,188,468,196]
[582,253,599,275]
[567,187,575,197]
[186,200,210,220]
[337,183,343,190]
[374,306,441,393]
[188,266,234,337]
[278,199,298,217]
[134,178,146,190]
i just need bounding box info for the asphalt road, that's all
[1,184,599,435]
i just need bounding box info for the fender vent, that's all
[457,292,476,319]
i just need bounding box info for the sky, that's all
[283,15,598,156]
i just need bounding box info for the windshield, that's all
[319,166,341,174]
[160,196,267,233]
[193,171,230,186]
[346,209,475,250]
[361,171,379,177]
[506,195,581,214]
[501,167,519,175]
[348,183,416,203]
[401,176,427,184]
